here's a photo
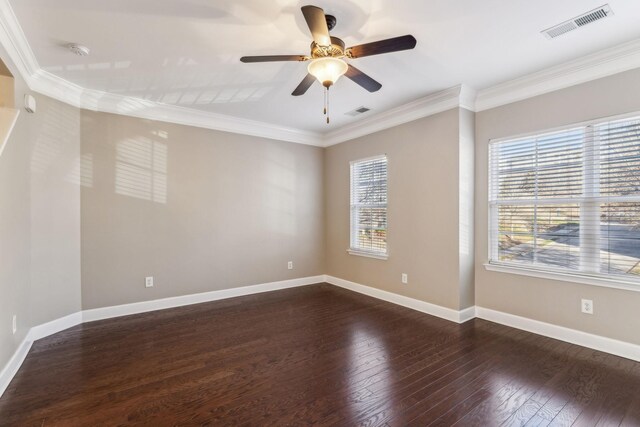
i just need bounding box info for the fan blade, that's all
[345,65,382,92]
[301,5,331,46]
[240,55,307,63]
[347,35,417,58]
[292,73,316,96]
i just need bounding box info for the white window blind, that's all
[350,155,388,256]
[489,114,640,284]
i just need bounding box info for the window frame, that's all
[486,111,640,292]
[348,154,389,260]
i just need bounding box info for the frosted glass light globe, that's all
[307,57,348,88]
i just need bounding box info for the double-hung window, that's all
[489,114,640,286]
[349,155,388,259]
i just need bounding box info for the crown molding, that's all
[1,0,640,147]
[475,38,640,112]
[323,85,471,146]
[30,69,325,146]
[0,0,473,148]
[0,0,37,77]
[0,0,325,146]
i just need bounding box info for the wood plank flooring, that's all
[1,283,639,426]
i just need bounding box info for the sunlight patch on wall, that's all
[115,137,167,203]
[64,153,93,187]
[78,153,93,187]
[264,145,296,236]
[151,130,168,139]
[31,136,62,174]
[30,97,80,182]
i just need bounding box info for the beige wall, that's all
[29,95,82,326]
[0,73,31,369]
[325,109,473,310]
[0,49,82,370]
[80,111,324,309]
[475,68,640,345]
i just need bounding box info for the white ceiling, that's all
[9,0,640,133]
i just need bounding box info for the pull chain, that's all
[321,86,331,124]
[326,86,330,124]
[323,87,327,115]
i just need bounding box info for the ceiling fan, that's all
[240,5,417,123]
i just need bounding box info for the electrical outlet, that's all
[288,261,293,270]
[12,315,16,334]
[401,273,408,284]
[145,276,154,288]
[581,299,593,314]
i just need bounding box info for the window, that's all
[489,114,640,285]
[350,155,388,258]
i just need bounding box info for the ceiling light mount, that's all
[325,14,337,31]
[67,43,90,56]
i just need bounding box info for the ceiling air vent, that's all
[542,4,613,39]
[345,106,371,117]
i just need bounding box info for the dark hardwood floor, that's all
[1,283,639,426]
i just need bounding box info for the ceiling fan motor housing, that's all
[310,36,345,58]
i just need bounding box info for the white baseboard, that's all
[324,275,471,323]
[0,275,323,398]
[459,306,477,323]
[324,275,640,362]
[28,312,83,341]
[82,275,324,323]
[1,312,84,397]
[3,275,639,400]
[475,307,640,362]
[0,337,32,398]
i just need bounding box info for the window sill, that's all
[347,249,388,260]
[484,262,640,293]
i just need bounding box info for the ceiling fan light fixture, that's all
[307,57,348,88]
[240,5,417,124]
